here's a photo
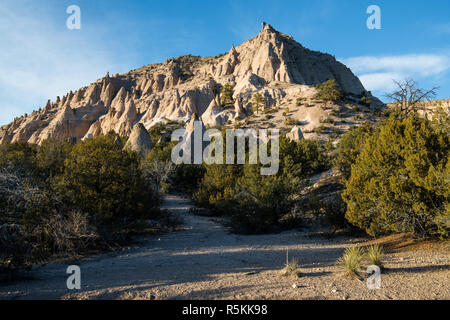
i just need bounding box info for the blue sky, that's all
[1,0,449,125]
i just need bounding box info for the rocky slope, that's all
[0,24,381,145]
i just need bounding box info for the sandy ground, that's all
[0,194,448,300]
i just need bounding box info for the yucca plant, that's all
[280,258,300,277]
[280,249,300,277]
[366,244,384,267]
[337,246,364,276]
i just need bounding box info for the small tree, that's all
[342,115,449,237]
[252,92,264,115]
[220,83,234,106]
[36,139,73,180]
[59,134,159,226]
[315,79,344,104]
[140,156,175,194]
[386,78,439,116]
[0,142,37,175]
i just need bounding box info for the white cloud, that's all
[340,54,450,93]
[342,54,449,76]
[358,72,403,92]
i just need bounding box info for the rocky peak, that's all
[0,24,380,145]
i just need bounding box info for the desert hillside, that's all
[0,21,448,303]
[0,24,384,145]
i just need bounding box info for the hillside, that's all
[0,23,384,144]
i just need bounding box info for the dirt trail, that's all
[0,194,448,300]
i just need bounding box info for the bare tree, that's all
[141,159,175,194]
[386,78,439,116]
[0,168,46,224]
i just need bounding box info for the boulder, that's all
[286,126,303,142]
[123,123,153,156]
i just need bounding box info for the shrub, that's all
[279,136,329,177]
[0,142,37,175]
[360,96,372,106]
[315,80,344,103]
[220,83,234,106]
[230,164,297,233]
[195,136,329,233]
[0,224,27,270]
[58,134,159,226]
[342,115,449,237]
[324,139,334,152]
[284,117,297,126]
[140,154,175,195]
[0,167,56,227]
[314,125,326,133]
[314,197,348,231]
[331,127,341,135]
[171,164,205,193]
[36,139,73,180]
[33,210,99,257]
[321,117,334,124]
[333,123,373,179]
[195,164,241,211]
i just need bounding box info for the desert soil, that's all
[0,194,448,300]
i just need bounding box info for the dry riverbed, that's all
[0,194,448,300]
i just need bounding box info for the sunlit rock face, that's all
[0,24,372,144]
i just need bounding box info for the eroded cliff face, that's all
[0,24,372,144]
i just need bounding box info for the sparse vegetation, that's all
[284,117,297,126]
[296,97,304,106]
[315,80,344,103]
[360,96,372,106]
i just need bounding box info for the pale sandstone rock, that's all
[286,126,304,142]
[123,123,153,156]
[0,24,377,145]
